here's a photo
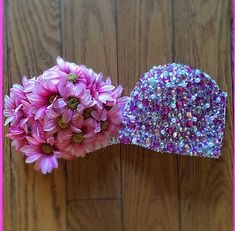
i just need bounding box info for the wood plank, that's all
[116,1,180,230]
[62,0,121,199]
[174,0,233,230]
[3,0,12,230]
[67,200,122,231]
[4,0,66,230]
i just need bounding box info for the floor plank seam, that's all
[114,0,125,230]
[171,0,182,230]
[67,198,122,203]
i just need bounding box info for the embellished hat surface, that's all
[118,63,227,158]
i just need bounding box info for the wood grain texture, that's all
[67,200,122,231]
[3,0,233,230]
[116,1,180,230]
[62,0,121,200]
[174,0,233,230]
[3,0,11,229]
[4,0,67,231]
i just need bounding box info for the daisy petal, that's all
[99,85,115,92]
[98,94,114,103]
[35,106,47,120]
[26,136,41,146]
[26,154,42,163]
[40,157,50,174]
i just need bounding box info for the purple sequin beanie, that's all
[118,63,227,158]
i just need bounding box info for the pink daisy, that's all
[4,82,26,126]
[7,117,41,151]
[44,109,84,140]
[91,104,124,148]
[110,85,130,106]
[22,75,36,93]
[57,117,96,157]
[56,57,118,108]
[54,79,93,114]
[20,123,67,174]
[88,75,116,108]
[7,118,29,150]
[4,95,23,126]
[27,78,60,120]
[56,56,88,85]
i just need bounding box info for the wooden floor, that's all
[3,0,233,230]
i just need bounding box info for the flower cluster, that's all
[4,57,128,174]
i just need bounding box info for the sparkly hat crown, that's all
[118,63,227,158]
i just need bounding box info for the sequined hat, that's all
[118,63,227,158]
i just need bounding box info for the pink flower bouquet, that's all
[4,57,128,174]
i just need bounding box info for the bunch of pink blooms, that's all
[4,57,128,174]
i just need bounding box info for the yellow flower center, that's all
[41,143,53,155]
[105,105,112,110]
[101,121,108,131]
[67,97,80,110]
[49,94,57,104]
[83,108,93,119]
[57,118,69,129]
[72,133,84,143]
[67,73,78,83]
